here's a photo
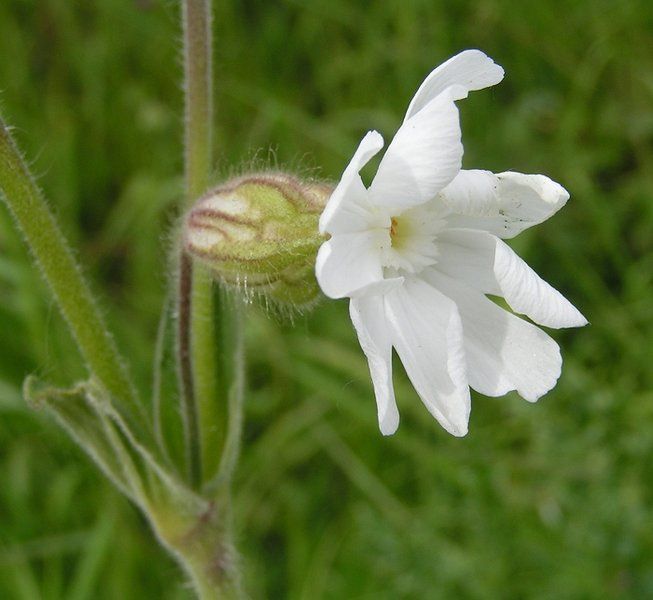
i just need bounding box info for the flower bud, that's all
[183,172,331,308]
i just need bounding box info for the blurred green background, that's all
[1,0,652,598]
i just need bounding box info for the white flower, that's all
[315,49,587,437]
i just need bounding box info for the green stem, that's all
[0,118,143,427]
[182,0,245,487]
[177,2,245,594]
[191,265,223,482]
[183,0,213,195]
[153,494,241,599]
[179,0,223,487]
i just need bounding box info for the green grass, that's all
[1,0,653,597]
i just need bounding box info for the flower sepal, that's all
[184,173,331,309]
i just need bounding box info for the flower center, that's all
[389,216,411,250]
[382,205,446,275]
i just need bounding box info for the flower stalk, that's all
[177,0,245,595]
[179,0,227,488]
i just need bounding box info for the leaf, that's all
[23,376,143,505]
[24,375,206,521]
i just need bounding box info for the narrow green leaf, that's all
[23,376,138,505]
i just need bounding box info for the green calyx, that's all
[183,172,331,308]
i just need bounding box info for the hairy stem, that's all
[0,118,143,427]
[181,0,243,488]
[177,2,246,594]
[153,494,241,599]
[178,0,219,487]
[183,0,213,194]
[192,265,224,482]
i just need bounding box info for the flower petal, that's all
[492,236,587,328]
[369,86,466,211]
[315,230,387,299]
[384,277,470,436]
[349,276,405,299]
[426,270,562,401]
[319,130,386,235]
[443,170,570,238]
[350,295,399,435]
[439,169,499,216]
[432,228,499,291]
[405,50,505,121]
[436,229,588,328]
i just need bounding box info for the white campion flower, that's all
[315,49,587,437]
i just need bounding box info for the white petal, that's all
[349,276,405,299]
[440,169,499,216]
[492,236,588,328]
[436,229,588,328]
[433,228,499,292]
[315,230,386,299]
[369,86,466,211]
[319,130,386,235]
[426,270,562,401]
[350,295,399,435]
[443,170,570,238]
[405,50,505,121]
[384,278,470,436]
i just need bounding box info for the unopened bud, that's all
[183,172,331,308]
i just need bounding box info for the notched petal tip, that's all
[404,49,504,121]
[518,342,562,404]
[498,171,570,210]
[363,129,385,149]
[464,48,505,85]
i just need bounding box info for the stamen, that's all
[390,216,398,240]
[382,206,445,274]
